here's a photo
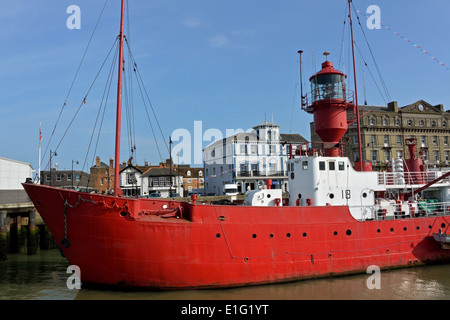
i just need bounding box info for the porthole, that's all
[286,233,291,238]
[362,192,367,198]
[302,232,307,237]
[416,226,420,230]
[252,234,257,239]
[267,194,272,198]
[216,233,221,238]
[377,229,381,233]
[441,223,446,228]
[346,229,352,236]
[329,193,334,199]
[269,233,274,239]
[403,227,407,231]
[120,211,127,217]
[390,228,394,232]
[428,225,432,229]
[333,231,338,236]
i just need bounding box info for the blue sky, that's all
[1,0,450,175]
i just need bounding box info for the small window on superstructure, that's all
[291,163,294,172]
[319,161,325,171]
[329,161,335,171]
[302,161,308,170]
[338,161,345,171]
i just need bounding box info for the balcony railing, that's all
[236,171,287,178]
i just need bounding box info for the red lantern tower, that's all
[300,52,354,157]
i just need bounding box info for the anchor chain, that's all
[59,193,131,248]
[61,202,71,248]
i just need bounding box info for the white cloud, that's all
[209,35,230,47]
[182,17,203,28]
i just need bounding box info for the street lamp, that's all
[49,150,57,186]
[72,160,79,189]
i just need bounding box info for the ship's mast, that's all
[348,0,363,170]
[114,0,125,196]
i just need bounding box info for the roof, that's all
[280,133,308,144]
[253,121,279,128]
[119,164,143,174]
[143,167,182,177]
[0,157,33,168]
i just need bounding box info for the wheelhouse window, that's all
[302,161,308,170]
[329,161,335,171]
[319,161,326,171]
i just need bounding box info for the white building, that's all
[0,157,34,190]
[203,121,307,195]
[142,167,183,198]
[119,165,144,197]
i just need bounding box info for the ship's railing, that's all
[350,200,450,221]
[377,171,450,186]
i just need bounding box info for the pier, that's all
[0,190,55,261]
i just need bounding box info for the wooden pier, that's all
[0,190,56,261]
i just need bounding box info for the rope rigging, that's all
[41,1,170,188]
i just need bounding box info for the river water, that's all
[1,250,450,301]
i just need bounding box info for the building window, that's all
[251,145,257,155]
[100,178,104,186]
[445,151,449,162]
[432,121,437,127]
[395,117,400,126]
[434,150,439,161]
[445,137,449,146]
[407,119,413,126]
[383,117,389,125]
[56,174,62,181]
[67,174,72,181]
[443,121,447,128]
[385,151,390,162]
[419,120,424,127]
[370,135,376,144]
[433,136,438,145]
[127,173,136,184]
[369,117,375,125]
[240,145,246,154]
[396,135,402,145]
[384,135,389,145]
[269,145,276,155]
[372,151,377,161]
[421,136,427,146]
[46,174,50,181]
[199,171,203,177]
[76,174,80,181]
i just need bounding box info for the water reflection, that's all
[1,250,450,300]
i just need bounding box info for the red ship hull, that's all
[23,183,450,289]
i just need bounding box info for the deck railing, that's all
[377,171,450,186]
[351,200,450,221]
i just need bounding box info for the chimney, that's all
[110,158,114,168]
[96,156,101,167]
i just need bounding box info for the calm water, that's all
[1,250,450,300]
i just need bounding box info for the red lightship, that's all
[22,0,450,289]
